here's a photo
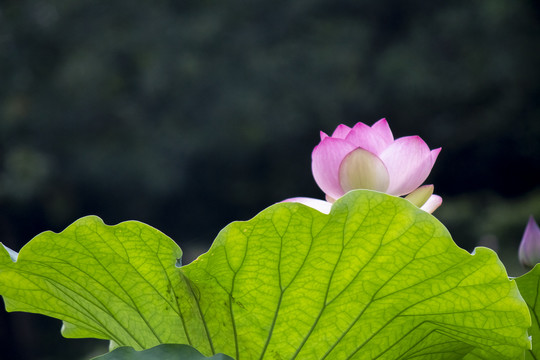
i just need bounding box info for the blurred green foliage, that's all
[0,0,539,359]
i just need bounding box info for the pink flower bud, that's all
[518,216,540,269]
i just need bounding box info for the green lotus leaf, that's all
[515,264,540,359]
[0,216,212,353]
[183,190,530,359]
[0,190,531,359]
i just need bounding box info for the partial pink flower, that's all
[286,119,442,214]
[518,216,540,269]
[313,119,440,198]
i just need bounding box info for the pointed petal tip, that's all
[371,118,394,143]
[525,216,540,237]
[320,131,329,141]
[431,147,442,162]
[373,118,388,126]
[331,124,352,139]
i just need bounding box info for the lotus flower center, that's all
[338,148,390,193]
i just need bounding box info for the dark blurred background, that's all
[0,0,539,358]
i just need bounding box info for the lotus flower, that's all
[518,216,540,269]
[286,119,442,213]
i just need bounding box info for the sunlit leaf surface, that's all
[0,216,212,352]
[516,265,540,360]
[0,190,531,359]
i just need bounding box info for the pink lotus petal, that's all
[344,123,384,155]
[379,136,436,196]
[371,118,394,146]
[310,119,441,204]
[320,131,329,141]
[420,194,442,214]
[330,124,352,139]
[343,119,395,155]
[338,148,390,193]
[312,137,357,200]
[431,147,442,165]
[519,216,540,268]
[282,197,333,214]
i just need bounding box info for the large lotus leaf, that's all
[0,190,532,359]
[0,216,213,353]
[183,190,530,359]
[515,264,540,359]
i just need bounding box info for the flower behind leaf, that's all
[518,216,540,269]
[313,119,440,199]
[285,119,442,214]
